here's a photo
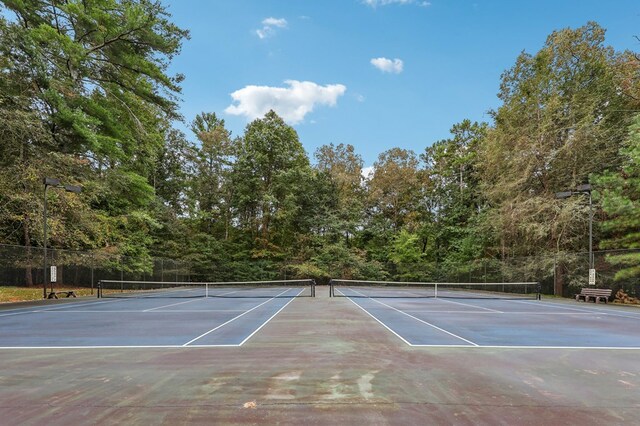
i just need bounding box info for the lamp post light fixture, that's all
[555,183,594,284]
[43,178,82,299]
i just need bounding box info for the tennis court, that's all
[332,280,640,348]
[1,279,640,424]
[1,278,639,350]
[0,280,313,348]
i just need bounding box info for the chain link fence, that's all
[388,249,640,300]
[0,244,191,295]
[1,243,637,300]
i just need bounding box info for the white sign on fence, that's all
[589,268,596,286]
[50,265,57,283]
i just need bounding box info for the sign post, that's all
[589,268,596,286]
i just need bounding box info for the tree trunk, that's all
[554,261,566,297]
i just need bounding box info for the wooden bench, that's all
[47,291,76,299]
[575,288,611,304]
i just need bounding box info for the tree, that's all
[232,110,311,257]
[1,0,188,159]
[0,0,189,277]
[421,120,487,267]
[367,148,423,231]
[594,114,640,279]
[191,112,235,239]
[479,22,638,259]
[361,148,425,266]
[314,143,365,245]
[153,128,195,217]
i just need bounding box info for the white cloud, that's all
[371,57,404,74]
[362,166,375,180]
[256,28,270,39]
[363,0,431,7]
[256,17,288,39]
[225,80,347,125]
[262,17,287,28]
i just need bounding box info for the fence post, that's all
[91,253,94,295]
[553,255,556,296]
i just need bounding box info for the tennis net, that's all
[97,279,315,298]
[330,279,540,300]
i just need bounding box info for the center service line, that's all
[348,288,479,346]
[143,290,241,312]
[337,289,414,346]
[236,288,304,346]
[182,288,291,346]
[437,297,504,313]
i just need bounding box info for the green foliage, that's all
[314,144,364,235]
[302,243,387,281]
[594,114,640,279]
[479,22,637,258]
[1,0,188,158]
[232,110,311,254]
[389,230,422,264]
[421,119,487,266]
[0,0,188,274]
[1,6,638,294]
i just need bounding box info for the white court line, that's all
[0,298,126,318]
[345,288,430,298]
[0,288,301,350]
[182,288,291,346]
[407,344,640,350]
[0,288,264,317]
[514,299,640,320]
[0,296,113,313]
[437,298,503,313]
[339,290,414,346]
[142,290,241,312]
[402,310,599,315]
[338,292,640,350]
[345,288,478,347]
[143,298,203,312]
[0,345,240,349]
[1,343,639,350]
[238,289,304,346]
[35,309,246,313]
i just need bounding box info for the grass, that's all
[0,286,95,303]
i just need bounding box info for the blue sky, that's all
[165,0,640,167]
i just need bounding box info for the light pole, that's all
[555,183,593,283]
[43,178,82,299]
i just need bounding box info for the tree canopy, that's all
[0,7,638,294]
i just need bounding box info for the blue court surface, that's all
[337,288,640,349]
[0,287,304,348]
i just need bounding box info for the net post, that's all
[537,282,541,300]
[97,281,101,298]
[205,283,208,298]
[311,280,316,297]
[434,283,438,299]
